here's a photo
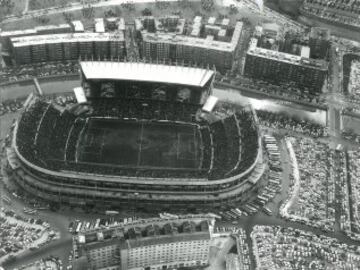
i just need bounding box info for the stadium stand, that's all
[15,95,259,182]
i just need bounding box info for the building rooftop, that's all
[310,27,330,40]
[142,21,243,52]
[72,20,84,32]
[10,32,124,47]
[127,231,210,249]
[208,17,216,25]
[300,46,310,58]
[80,61,215,87]
[35,24,71,33]
[247,38,328,70]
[95,18,105,33]
[0,28,38,38]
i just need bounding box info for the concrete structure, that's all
[95,18,106,33]
[0,24,72,53]
[244,37,328,93]
[72,216,214,270]
[309,27,330,59]
[137,16,243,72]
[80,61,215,104]
[10,61,266,209]
[10,32,125,64]
[80,61,215,88]
[71,20,85,32]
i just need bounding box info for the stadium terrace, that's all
[9,61,268,211]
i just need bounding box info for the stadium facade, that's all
[9,61,268,210]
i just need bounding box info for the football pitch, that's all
[76,118,201,169]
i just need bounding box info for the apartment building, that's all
[244,37,328,94]
[137,16,243,73]
[73,216,214,270]
[10,32,125,64]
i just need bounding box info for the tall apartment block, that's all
[10,32,126,64]
[0,24,72,53]
[244,25,329,94]
[309,27,330,59]
[72,216,214,270]
[136,16,243,73]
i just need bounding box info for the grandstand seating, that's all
[16,99,49,165]
[15,97,259,181]
[199,127,212,171]
[206,110,259,180]
[90,98,199,122]
[65,118,86,162]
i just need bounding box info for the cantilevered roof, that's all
[80,61,215,88]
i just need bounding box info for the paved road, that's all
[1,0,199,24]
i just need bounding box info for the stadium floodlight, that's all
[74,87,88,104]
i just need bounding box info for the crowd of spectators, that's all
[257,110,326,137]
[207,108,259,180]
[15,95,260,181]
[0,94,75,117]
[90,98,200,123]
[16,99,49,164]
[0,61,79,84]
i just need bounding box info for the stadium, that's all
[8,61,268,211]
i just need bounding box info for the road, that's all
[1,0,199,25]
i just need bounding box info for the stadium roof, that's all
[80,61,215,87]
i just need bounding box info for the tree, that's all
[121,1,135,12]
[229,4,238,15]
[62,12,74,23]
[114,6,122,16]
[0,0,14,21]
[217,12,226,19]
[104,8,116,18]
[155,0,169,10]
[35,15,50,24]
[141,7,152,16]
[177,0,191,9]
[82,5,94,19]
[59,0,68,8]
[201,0,214,12]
